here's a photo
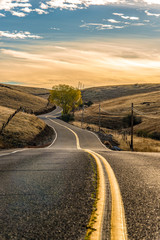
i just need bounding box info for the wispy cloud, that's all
[80,22,125,30]
[34,8,48,15]
[145,10,160,17]
[1,40,160,88]
[113,13,139,20]
[0,31,42,39]
[51,27,60,31]
[107,19,121,23]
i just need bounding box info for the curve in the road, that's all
[48,118,128,240]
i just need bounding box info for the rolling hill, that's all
[74,84,160,152]
[0,84,55,149]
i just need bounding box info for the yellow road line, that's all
[94,152,128,240]
[85,149,106,240]
[48,119,128,240]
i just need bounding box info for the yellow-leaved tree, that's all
[49,84,82,115]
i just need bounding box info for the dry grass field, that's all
[82,84,160,103]
[0,84,55,149]
[0,106,51,148]
[0,84,51,111]
[74,85,160,152]
[72,121,160,152]
[0,83,49,99]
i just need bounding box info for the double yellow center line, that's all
[48,119,128,240]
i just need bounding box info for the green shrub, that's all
[149,132,160,140]
[84,101,93,107]
[60,114,74,122]
[123,114,142,128]
[137,130,149,138]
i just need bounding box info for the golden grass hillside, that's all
[77,90,160,133]
[0,83,49,99]
[82,84,160,103]
[0,84,55,149]
[74,89,160,152]
[0,106,54,149]
[0,84,53,113]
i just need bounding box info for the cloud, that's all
[51,27,60,31]
[1,0,160,17]
[34,8,48,14]
[11,10,26,17]
[113,13,124,16]
[0,12,5,16]
[1,39,160,88]
[132,23,145,26]
[113,13,139,20]
[0,30,42,39]
[0,0,48,17]
[39,0,160,11]
[107,19,121,23]
[80,22,125,30]
[0,0,32,16]
[122,16,139,20]
[0,0,31,11]
[145,10,160,17]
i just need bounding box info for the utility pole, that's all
[99,102,101,132]
[131,103,134,151]
[81,104,84,128]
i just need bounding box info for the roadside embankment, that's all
[71,121,160,152]
[0,106,55,149]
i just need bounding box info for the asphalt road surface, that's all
[0,108,160,239]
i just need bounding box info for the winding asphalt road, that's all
[0,108,160,239]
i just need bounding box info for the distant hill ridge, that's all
[82,84,160,103]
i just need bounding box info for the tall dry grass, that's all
[71,121,160,152]
[0,86,49,111]
[0,106,47,148]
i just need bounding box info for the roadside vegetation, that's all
[72,84,160,152]
[49,84,82,122]
[0,84,55,149]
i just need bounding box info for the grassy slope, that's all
[0,84,54,149]
[74,84,160,152]
[82,84,160,103]
[0,85,50,111]
[0,83,49,99]
[78,89,160,134]
[0,106,52,148]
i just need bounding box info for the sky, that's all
[0,0,160,88]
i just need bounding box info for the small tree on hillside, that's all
[49,84,82,115]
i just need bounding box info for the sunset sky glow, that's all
[0,0,160,88]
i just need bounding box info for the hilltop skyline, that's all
[0,0,160,88]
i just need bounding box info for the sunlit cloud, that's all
[113,13,139,20]
[0,30,42,39]
[113,12,124,16]
[39,0,160,12]
[11,10,26,17]
[121,16,139,20]
[0,0,31,11]
[145,10,160,17]
[1,39,160,88]
[0,0,160,17]
[34,8,48,14]
[107,19,121,23]
[21,7,32,13]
